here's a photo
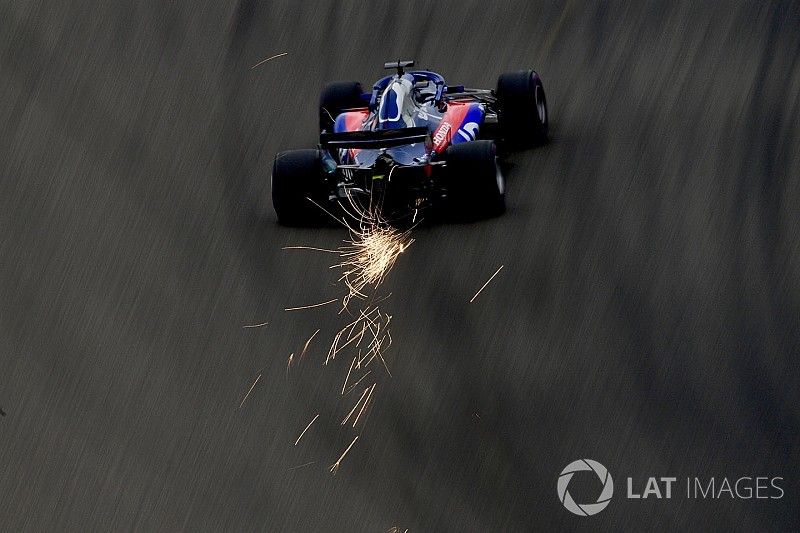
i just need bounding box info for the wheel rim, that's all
[535,85,546,125]
[495,157,505,195]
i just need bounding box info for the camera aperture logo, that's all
[557,459,614,516]
[558,459,785,517]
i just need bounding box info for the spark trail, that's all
[283,191,413,473]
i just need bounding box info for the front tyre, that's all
[496,70,548,146]
[444,140,506,220]
[271,149,327,226]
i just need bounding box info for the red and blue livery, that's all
[272,60,549,226]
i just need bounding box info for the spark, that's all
[343,370,372,395]
[355,322,367,347]
[325,330,343,365]
[329,436,359,475]
[319,107,337,131]
[325,308,376,365]
[350,320,367,343]
[352,384,376,427]
[331,326,364,356]
[294,414,320,446]
[342,386,371,425]
[334,225,412,309]
[284,298,338,312]
[242,321,268,328]
[286,353,294,377]
[469,265,505,303]
[326,305,393,377]
[354,310,392,371]
[328,190,414,309]
[376,352,392,376]
[283,245,339,254]
[302,194,361,232]
[341,357,357,394]
[239,373,261,408]
[288,461,316,471]
[282,192,411,463]
[299,329,321,360]
[363,346,392,376]
[250,51,288,70]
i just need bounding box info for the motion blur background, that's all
[1,0,798,530]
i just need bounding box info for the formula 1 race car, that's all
[272,60,548,225]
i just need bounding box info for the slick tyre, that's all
[496,70,548,146]
[319,81,364,132]
[271,149,327,226]
[445,140,505,220]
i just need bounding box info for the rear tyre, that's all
[319,81,364,132]
[496,70,548,146]
[444,140,506,220]
[271,149,327,226]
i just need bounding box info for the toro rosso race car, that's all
[272,60,548,225]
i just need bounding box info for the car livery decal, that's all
[431,102,484,153]
[453,103,484,145]
[334,110,369,133]
[334,110,369,162]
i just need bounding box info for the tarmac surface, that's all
[1,1,799,530]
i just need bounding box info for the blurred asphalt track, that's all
[1,1,799,531]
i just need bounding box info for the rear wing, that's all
[320,127,429,149]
